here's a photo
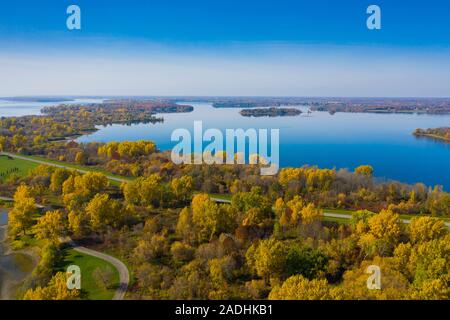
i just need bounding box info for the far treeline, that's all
[240,108,302,117]
[207,97,450,114]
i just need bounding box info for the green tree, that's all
[285,245,328,279]
[171,175,194,203]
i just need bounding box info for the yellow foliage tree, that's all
[33,210,64,243]
[23,272,79,300]
[408,216,447,244]
[269,275,334,300]
[8,185,37,238]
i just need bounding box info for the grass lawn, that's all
[322,215,350,224]
[0,155,38,179]
[209,193,232,201]
[20,154,132,180]
[5,153,133,186]
[323,208,360,215]
[60,248,120,300]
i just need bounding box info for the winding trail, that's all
[1,194,129,300]
[2,152,131,299]
[62,238,130,300]
[0,196,45,209]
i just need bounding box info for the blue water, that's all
[0,98,105,117]
[76,102,450,190]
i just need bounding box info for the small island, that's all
[413,127,450,142]
[240,107,302,117]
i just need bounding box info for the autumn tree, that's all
[176,207,193,243]
[170,241,195,263]
[50,168,72,194]
[8,185,37,238]
[134,234,169,262]
[246,238,289,280]
[62,172,109,211]
[408,216,447,244]
[340,256,410,299]
[191,194,237,242]
[358,209,402,257]
[75,151,88,165]
[85,193,122,232]
[394,234,450,299]
[122,174,165,207]
[33,210,64,243]
[426,187,450,216]
[98,140,156,160]
[23,272,79,300]
[232,187,271,215]
[355,165,374,177]
[269,275,334,300]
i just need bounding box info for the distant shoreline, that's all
[240,107,302,117]
[413,127,450,142]
[414,133,450,142]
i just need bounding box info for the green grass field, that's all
[0,155,38,179]
[60,248,120,300]
[2,153,133,186]
[209,193,232,201]
[17,154,133,182]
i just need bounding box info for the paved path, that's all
[0,196,45,209]
[62,237,130,300]
[2,153,130,299]
[210,197,450,228]
[0,152,127,183]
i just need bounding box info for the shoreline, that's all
[0,209,38,300]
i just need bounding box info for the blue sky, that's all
[1,0,450,96]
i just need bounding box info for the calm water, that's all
[75,102,450,190]
[0,98,105,117]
